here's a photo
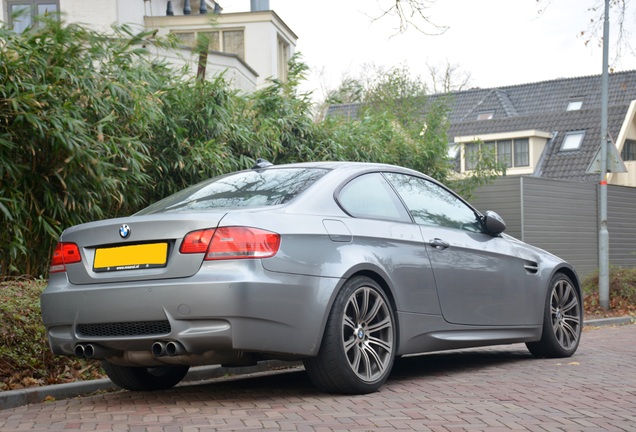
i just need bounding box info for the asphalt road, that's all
[1,323,635,431]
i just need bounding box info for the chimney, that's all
[250,0,270,11]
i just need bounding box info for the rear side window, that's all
[138,168,329,214]
[337,173,410,222]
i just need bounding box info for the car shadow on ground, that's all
[390,345,533,380]
[94,345,535,405]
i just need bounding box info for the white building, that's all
[1,0,297,91]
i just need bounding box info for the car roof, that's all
[259,161,429,178]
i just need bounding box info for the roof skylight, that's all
[561,131,585,151]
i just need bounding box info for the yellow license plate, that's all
[94,243,168,272]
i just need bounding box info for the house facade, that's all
[1,0,297,92]
[328,70,636,186]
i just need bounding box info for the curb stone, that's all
[0,360,301,411]
[584,315,634,327]
[1,317,633,411]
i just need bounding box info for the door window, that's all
[384,173,482,232]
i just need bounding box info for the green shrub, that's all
[582,267,636,314]
[0,278,102,390]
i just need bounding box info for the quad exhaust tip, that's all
[75,341,185,359]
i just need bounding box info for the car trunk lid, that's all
[58,213,226,285]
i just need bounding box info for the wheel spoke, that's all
[350,295,362,322]
[343,335,357,353]
[565,315,581,326]
[349,343,362,371]
[361,342,387,373]
[358,345,374,378]
[363,295,383,323]
[367,315,391,334]
[560,320,579,346]
[358,288,370,320]
[343,315,356,331]
[561,297,579,315]
[367,334,392,355]
[550,302,558,315]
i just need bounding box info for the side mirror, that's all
[483,210,506,236]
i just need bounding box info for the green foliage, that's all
[582,267,636,315]
[0,19,180,276]
[143,74,244,204]
[0,278,103,390]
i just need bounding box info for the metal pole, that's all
[599,0,610,310]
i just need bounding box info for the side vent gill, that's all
[523,260,539,274]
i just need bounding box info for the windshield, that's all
[137,168,329,215]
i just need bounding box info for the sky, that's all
[220,0,636,100]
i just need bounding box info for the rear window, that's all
[138,168,328,214]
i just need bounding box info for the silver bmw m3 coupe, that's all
[41,161,582,394]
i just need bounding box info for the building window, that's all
[496,139,529,168]
[277,36,290,82]
[464,141,495,170]
[567,100,583,111]
[464,138,529,171]
[514,138,529,167]
[6,0,58,33]
[223,30,244,58]
[497,140,512,168]
[464,143,480,170]
[622,139,636,161]
[561,131,585,151]
[173,29,245,60]
[476,111,494,120]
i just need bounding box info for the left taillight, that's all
[50,242,82,273]
[180,227,280,260]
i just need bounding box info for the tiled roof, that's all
[326,70,636,182]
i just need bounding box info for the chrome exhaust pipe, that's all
[166,341,185,356]
[74,344,86,358]
[152,341,168,357]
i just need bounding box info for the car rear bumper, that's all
[41,260,341,365]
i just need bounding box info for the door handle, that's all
[429,238,450,250]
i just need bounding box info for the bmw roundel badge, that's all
[119,224,131,239]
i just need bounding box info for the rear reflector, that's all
[50,242,81,273]
[181,227,280,260]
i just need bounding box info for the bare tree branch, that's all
[372,0,448,35]
[427,61,472,93]
[536,0,635,65]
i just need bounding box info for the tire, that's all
[526,273,582,358]
[304,276,397,394]
[102,361,190,391]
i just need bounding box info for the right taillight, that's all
[181,227,280,260]
[50,242,81,273]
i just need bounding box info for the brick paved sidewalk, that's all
[1,324,634,431]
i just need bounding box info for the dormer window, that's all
[476,111,494,121]
[567,100,583,111]
[561,131,585,151]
